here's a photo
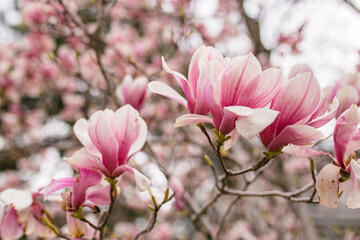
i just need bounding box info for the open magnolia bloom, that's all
[259,68,339,151]
[283,104,360,209]
[65,105,150,191]
[150,46,283,149]
[0,189,54,239]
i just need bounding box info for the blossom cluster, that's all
[1,0,360,239]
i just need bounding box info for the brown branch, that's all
[134,192,175,240]
[238,0,269,56]
[222,181,315,200]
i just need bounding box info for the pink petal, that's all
[119,75,148,110]
[64,148,110,177]
[345,129,360,158]
[89,111,119,173]
[335,85,360,118]
[334,104,360,168]
[271,73,321,134]
[74,118,101,158]
[282,145,335,161]
[225,106,279,139]
[218,54,262,107]
[127,115,148,160]
[193,57,213,115]
[1,207,23,240]
[43,178,74,200]
[188,46,224,97]
[236,68,283,108]
[316,164,341,208]
[201,68,223,128]
[113,105,147,166]
[267,125,323,151]
[218,108,237,134]
[308,97,339,128]
[162,57,196,112]
[87,186,111,206]
[174,114,214,128]
[347,160,360,209]
[288,64,312,78]
[111,165,133,178]
[148,81,187,108]
[72,167,102,208]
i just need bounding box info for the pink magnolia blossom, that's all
[150,46,283,149]
[325,72,360,117]
[259,69,338,151]
[65,105,150,191]
[283,104,360,209]
[115,74,148,111]
[0,189,54,239]
[181,52,283,145]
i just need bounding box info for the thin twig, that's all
[222,181,314,200]
[216,196,240,240]
[193,192,222,222]
[134,193,175,240]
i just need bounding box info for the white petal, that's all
[316,164,341,208]
[347,160,360,209]
[132,168,151,192]
[223,129,240,150]
[226,106,279,139]
[148,81,187,107]
[0,189,33,211]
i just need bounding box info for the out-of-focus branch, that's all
[222,181,315,201]
[238,0,269,56]
[134,190,175,240]
[0,138,78,170]
[344,0,360,14]
[216,196,240,240]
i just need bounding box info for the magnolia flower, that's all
[65,105,150,191]
[116,74,148,111]
[150,46,282,149]
[324,72,360,118]
[0,189,54,239]
[259,68,338,151]
[283,104,360,209]
[178,52,283,149]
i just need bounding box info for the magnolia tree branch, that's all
[134,190,175,240]
[237,0,269,56]
[222,181,314,200]
[216,196,240,240]
[344,0,360,14]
